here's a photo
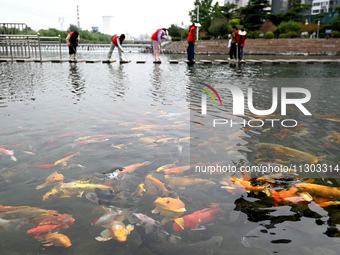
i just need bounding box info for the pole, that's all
[8,36,13,61]
[37,33,42,62]
[197,5,199,41]
[58,35,62,59]
[317,20,320,39]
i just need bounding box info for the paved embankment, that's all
[163,39,340,56]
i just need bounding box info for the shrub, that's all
[278,21,302,34]
[331,31,340,38]
[286,31,298,38]
[171,37,181,41]
[264,32,274,39]
[279,33,288,38]
[319,33,326,38]
[253,30,262,39]
[201,35,213,40]
[247,31,254,39]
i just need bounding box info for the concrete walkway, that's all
[1,58,340,65]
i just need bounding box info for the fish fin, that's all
[191,225,206,230]
[173,208,186,213]
[264,187,271,197]
[300,192,313,202]
[42,242,53,247]
[78,191,84,198]
[160,218,169,225]
[126,224,134,233]
[151,208,159,214]
[36,183,47,190]
[174,217,184,230]
[95,229,112,241]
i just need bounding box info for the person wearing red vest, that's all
[151,28,167,62]
[107,34,125,62]
[66,31,80,60]
[236,28,247,62]
[187,23,196,62]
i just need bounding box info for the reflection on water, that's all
[0,55,340,255]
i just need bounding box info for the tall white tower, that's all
[102,16,114,35]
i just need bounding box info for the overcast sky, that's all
[1,0,224,37]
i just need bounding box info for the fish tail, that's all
[6,150,14,156]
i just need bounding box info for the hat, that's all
[238,30,246,36]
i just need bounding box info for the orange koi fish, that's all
[173,207,222,231]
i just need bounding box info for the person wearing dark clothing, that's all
[228,26,237,60]
[66,31,80,60]
[236,28,247,62]
[187,23,196,62]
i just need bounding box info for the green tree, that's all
[221,2,237,20]
[238,0,271,31]
[189,0,222,32]
[329,16,340,31]
[168,24,188,39]
[67,24,78,32]
[208,18,231,36]
[288,0,311,13]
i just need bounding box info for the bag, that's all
[228,39,231,48]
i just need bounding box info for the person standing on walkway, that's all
[228,26,237,60]
[66,31,80,60]
[151,28,167,62]
[236,28,247,62]
[107,34,125,62]
[187,23,196,62]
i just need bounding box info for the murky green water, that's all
[0,53,340,255]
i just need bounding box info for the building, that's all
[102,16,114,35]
[224,0,249,8]
[311,0,340,14]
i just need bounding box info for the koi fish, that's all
[256,143,325,164]
[54,152,80,165]
[0,148,17,161]
[165,175,215,188]
[146,175,172,196]
[230,176,269,195]
[28,164,56,169]
[38,232,72,247]
[27,214,72,238]
[42,188,84,201]
[118,161,151,177]
[0,218,25,230]
[95,221,134,242]
[131,183,146,198]
[152,197,186,225]
[173,207,222,231]
[36,172,64,190]
[132,213,181,244]
[270,187,312,206]
[295,183,340,199]
[156,161,178,172]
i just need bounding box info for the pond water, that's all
[0,53,340,255]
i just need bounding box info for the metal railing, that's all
[0,23,28,35]
[0,34,61,61]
